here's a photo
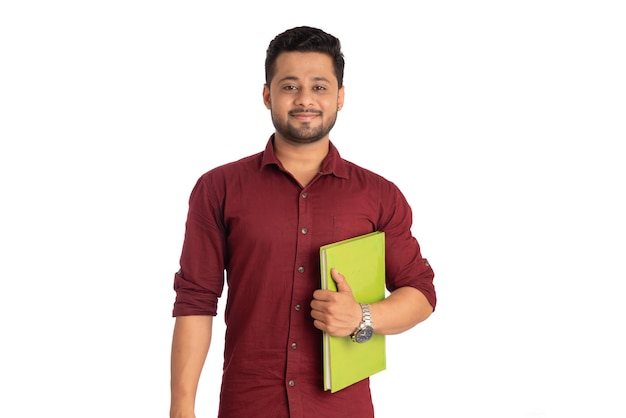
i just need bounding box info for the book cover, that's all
[319,231,386,393]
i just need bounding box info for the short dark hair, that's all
[265,26,345,88]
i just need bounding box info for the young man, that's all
[170,26,436,418]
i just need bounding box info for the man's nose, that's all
[295,88,315,107]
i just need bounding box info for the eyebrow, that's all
[277,76,332,84]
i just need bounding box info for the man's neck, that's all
[273,134,330,187]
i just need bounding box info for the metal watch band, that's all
[360,303,372,327]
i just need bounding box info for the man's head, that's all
[262,27,346,145]
[265,26,345,89]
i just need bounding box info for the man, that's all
[170,26,436,418]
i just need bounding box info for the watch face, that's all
[355,326,374,343]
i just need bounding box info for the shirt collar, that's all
[260,135,349,179]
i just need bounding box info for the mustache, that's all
[288,108,322,115]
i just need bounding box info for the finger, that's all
[330,268,352,293]
[312,289,335,302]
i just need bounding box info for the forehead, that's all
[272,51,336,83]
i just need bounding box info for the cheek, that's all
[268,95,288,111]
[321,95,340,108]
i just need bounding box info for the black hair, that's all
[265,26,345,88]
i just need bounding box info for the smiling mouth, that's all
[289,109,321,121]
[289,109,322,116]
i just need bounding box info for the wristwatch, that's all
[351,303,374,343]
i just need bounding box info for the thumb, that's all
[330,268,352,293]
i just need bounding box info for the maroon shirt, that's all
[173,137,436,418]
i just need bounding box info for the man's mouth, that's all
[289,109,322,121]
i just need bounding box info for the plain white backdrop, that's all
[1,1,625,417]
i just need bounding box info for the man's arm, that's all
[311,268,433,337]
[170,315,213,418]
[369,285,433,335]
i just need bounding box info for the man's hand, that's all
[310,268,362,336]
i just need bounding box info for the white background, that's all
[1,1,625,417]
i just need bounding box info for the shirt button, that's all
[301,192,308,199]
[288,380,295,387]
[291,342,297,349]
[297,266,304,273]
[295,304,301,311]
[301,227,308,234]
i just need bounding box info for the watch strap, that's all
[360,303,372,327]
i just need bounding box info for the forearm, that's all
[370,287,433,335]
[170,315,213,418]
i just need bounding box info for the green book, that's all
[319,231,386,393]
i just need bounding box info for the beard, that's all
[271,109,338,144]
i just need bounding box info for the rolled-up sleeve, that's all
[172,174,227,316]
[381,184,436,310]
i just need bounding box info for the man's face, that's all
[263,52,344,144]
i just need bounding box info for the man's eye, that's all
[283,85,297,91]
[313,86,327,91]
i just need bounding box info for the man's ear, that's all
[337,85,345,111]
[263,84,271,109]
